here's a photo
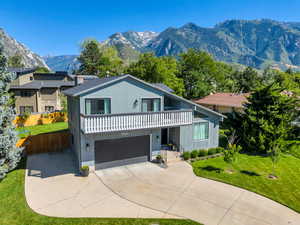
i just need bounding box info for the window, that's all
[45,106,54,112]
[193,122,209,140]
[85,99,111,115]
[142,98,161,112]
[20,106,34,114]
[20,90,32,97]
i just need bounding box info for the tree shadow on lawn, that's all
[200,165,223,173]
[240,170,260,176]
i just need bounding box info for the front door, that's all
[161,128,168,145]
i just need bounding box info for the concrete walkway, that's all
[26,151,300,225]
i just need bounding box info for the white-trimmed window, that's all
[85,98,111,115]
[193,122,209,140]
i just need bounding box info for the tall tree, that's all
[177,49,221,99]
[8,54,24,68]
[232,67,261,93]
[231,83,300,154]
[35,66,50,73]
[126,53,185,96]
[0,47,23,180]
[77,39,123,77]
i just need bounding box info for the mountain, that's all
[43,55,80,73]
[46,19,300,71]
[104,31,158,51]
[104,19,300,70]
[0,28,49,69]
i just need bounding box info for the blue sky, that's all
[1,0,300,56]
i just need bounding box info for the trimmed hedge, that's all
[198,149,208,157]
[182,152,191,160]
[208,148,217,155]
[191,150,198,158]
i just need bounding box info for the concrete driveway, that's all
[26,151,300,225]
[96,161,300,225]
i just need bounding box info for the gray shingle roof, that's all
[10,81,75,90]
[63,75,127,96]
[63,74,225,118]
[152,83,174,93]
[8,67,36,75]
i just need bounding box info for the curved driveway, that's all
[26,151,300,225]
[96,161,300,225]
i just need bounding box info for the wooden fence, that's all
[17,130,70,155]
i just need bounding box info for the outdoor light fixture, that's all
[86,143,90,151]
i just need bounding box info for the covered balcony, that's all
[81,110,193,134]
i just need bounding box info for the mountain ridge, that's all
[45,19,300,71]
[0,28,49,69]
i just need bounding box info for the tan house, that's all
[193,93,249,114]
[9,68,75,114]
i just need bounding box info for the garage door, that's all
[95,135,150,170]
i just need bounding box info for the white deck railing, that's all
[81,110,193,134]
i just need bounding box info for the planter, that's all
[80,166,90,177]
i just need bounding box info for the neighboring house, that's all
[64,74,224,170]
[193,93,249,114]
[9,68,75,114]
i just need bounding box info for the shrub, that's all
[156,154,162,161]
[198,149,208,157]
[215,147,224,153]
[81,165,89,171]
[191,150,198,158]
[182,151,191,160]
[208,148,217,155]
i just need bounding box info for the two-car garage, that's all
[94,135,151,170]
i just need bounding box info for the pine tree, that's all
[0,47,23,180]
[233,83,300,154]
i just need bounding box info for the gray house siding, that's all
[67,96,81,167]
[79,78,164,114]
[180,118,220,152]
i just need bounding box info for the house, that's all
[193,93,249,114]
[63,74,224,170]
[9,68,75,114]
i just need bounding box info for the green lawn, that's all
[0,159,201,225]
[16,122,68,138]
[192,153,300,213]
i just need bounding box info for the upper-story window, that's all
[85,99,111,115]
[20,90,32,97]
[142,98,161,112]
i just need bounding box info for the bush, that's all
[81,165,89,171]
[182,151,191,160]
[191,150,198,158]
[215,147,224,153]
[208,148,217,155]
[198,149,208,157]
[156,154,162,161]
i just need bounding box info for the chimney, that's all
[75,76,84,86]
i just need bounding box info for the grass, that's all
[0,159,201,225]
[192,153,300,213]
[16,122,68,138]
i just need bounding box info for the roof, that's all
[63,74,224,118]
[10,81,75,90]
[152,83,174,93]
[63,75,127,96]
[68,75,99,81]
[194,93,249,108]
[8,67,36,75]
